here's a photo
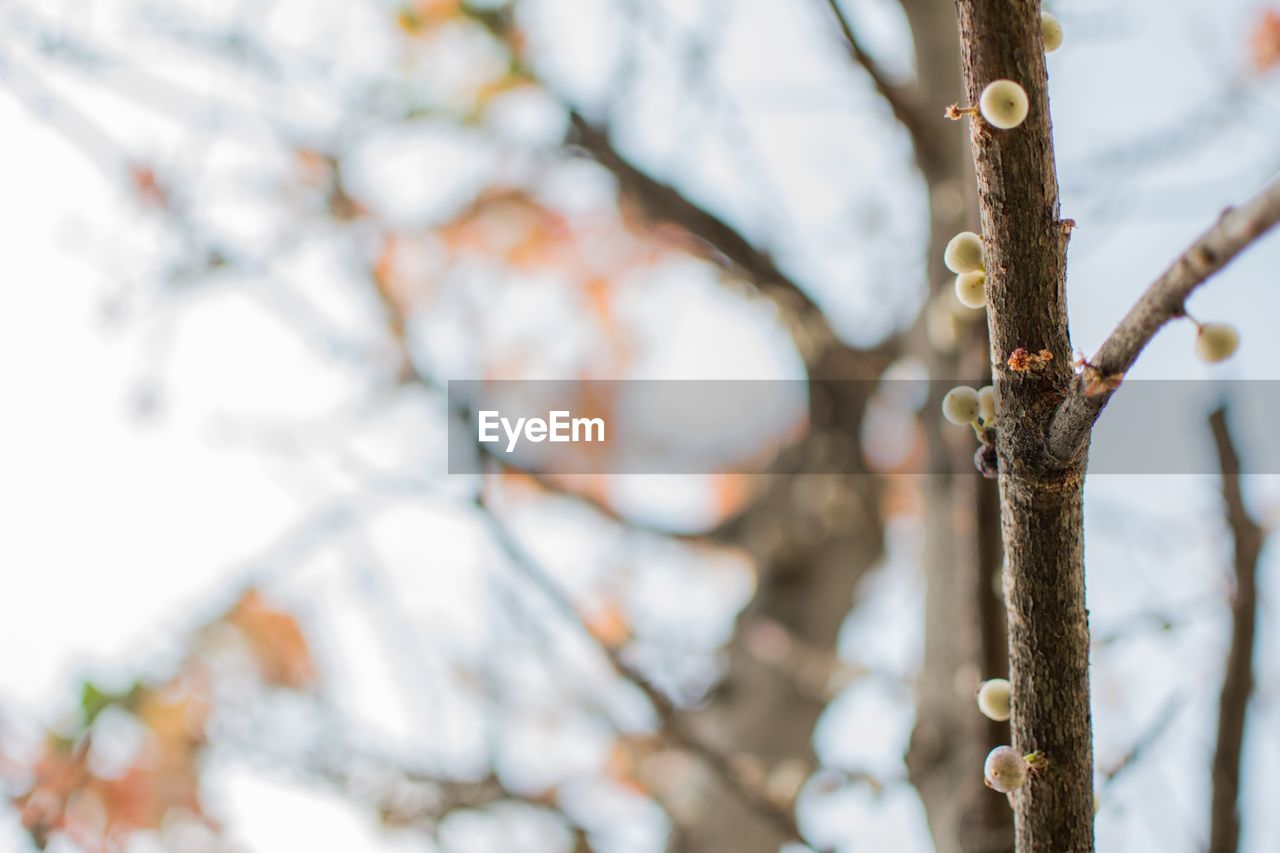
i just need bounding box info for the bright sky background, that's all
[2,0,1280,851]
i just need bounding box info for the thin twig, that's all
[472,494,812,847]
[818,0,939,166]
[1049,176,1280,461]
[564,112,842,353]
[1207,407,1265,853]
[1100,692,1185,789]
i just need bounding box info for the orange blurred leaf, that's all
[224,590,316,689]
[396,0,462,35]
[583,601,630,648]
[1252,9,1280,72]
[128,164,168,210]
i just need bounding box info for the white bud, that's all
[955,271,987,309]
[978,386,997,424]
[977,678,1011,721]
[984,746,1028,793]
[980,80,1029,130]
[1196,323,1239,363]
[944,231,985,274]
[942,386,981,425]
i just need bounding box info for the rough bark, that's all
[1207,408,1264,853]
[954,2,1095,850]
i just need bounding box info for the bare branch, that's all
[473,494,812,848]
[564,112,844,353]
[1099,693,1184,790]
[817,0,940,167]
[1050,176,1280,461]
[1207,407,1265,853]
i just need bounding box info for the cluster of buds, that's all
[941,384,999,476]
[941,385,997,430]
[973,680,1038,794]
[945,231,987,309]
[978,677,1044,795]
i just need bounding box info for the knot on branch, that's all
[1072,355,1124,397]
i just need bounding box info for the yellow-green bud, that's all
[977,678,1011,721]
[980,80,1029,130]
[1041,13,1064,53]
[978,386,997,424]
[955,270,987,309]
[984,746,1027,793]
[945,231,985,274]
[942,386,981,425]
[1195,323,1239,363]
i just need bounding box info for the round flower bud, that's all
[1196,323,1239,363]
[1041,13,1064,53]
[984,746,1028,793]
[942,386,981,425]
[980,80,1029,130]
[944,231,985,274]
[955,271,987,309]
[977,678,1011,721]
[978,385,997,424]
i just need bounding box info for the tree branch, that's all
[1049,176,1280,461]
[473,494,811,848]
[565,112,797,298]
[565,111,875,366]
[1207,407,1265,853]
[1099,692,1184,791]
[818,0,941,167]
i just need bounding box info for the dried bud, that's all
[942,386,981,425]
[1195,323,1239,363]
[977,678,1011,721]
[980,80,1029,130]
[944,231,985,275]
[974,443,998,479]
[1007,347,1054,373]
[955,271,987,309]
[984,746,1028,793]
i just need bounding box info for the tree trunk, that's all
[678,362,886,853]
[954,1,1095,850]
[899,0,1013,849]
